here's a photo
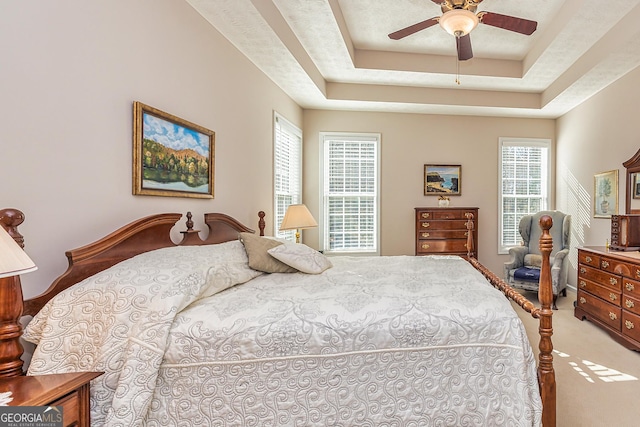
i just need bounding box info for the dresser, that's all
[414,207,479,257]
[575,246,640,351]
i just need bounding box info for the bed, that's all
[5,209,556,426]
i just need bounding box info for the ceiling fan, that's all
[388,0,538,61]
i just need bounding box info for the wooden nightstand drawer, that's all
[417,229,469,240]
[51,390,79,427]
[417,239,469,254]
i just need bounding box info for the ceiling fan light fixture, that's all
[439,9,478,37]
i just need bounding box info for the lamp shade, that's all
[439,9,478,36]
[0,226,37,279]
[280,204,318,231]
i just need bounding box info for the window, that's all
[498,137,550,254]
[274,113,302,242]
[320,132,380,255]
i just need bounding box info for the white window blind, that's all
[321,133,380,254]
[274,113,302,241]
[498,137,550,253]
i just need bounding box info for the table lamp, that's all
[279,204,318,243]
[0,221,37,378]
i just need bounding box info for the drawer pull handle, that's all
[610,293,617,301]
[610,278,618,286]
[602,260,610,268]
[421,232,430,238]
[421,223,430,228]
[579,297,586,304]
[636,270,640,279]
[627,282,636,292]
[421,213,430,219]
[464,231,469,236]
[421,244,430,250]
[579,280,586,288]
[585,256,592,263]
[626,320,635,330]
[580,267,586,274]
[464,243,468,248]
[609,312,617,321]
[626,299,635,308]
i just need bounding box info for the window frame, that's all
[273,112,302,242]
[498,137,551,254]
[319,132,381,256]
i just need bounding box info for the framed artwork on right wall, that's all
[594,169,618,218]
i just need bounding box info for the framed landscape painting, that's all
[133,101,215,198]
[424,164,461,196]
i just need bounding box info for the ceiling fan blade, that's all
[478,11,537,35]
[388,17,439,40]
[456,34,473,61]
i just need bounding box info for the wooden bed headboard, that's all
[23,211,265,317]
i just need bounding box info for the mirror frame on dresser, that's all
[623,148,640,214]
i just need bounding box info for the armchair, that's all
[504,210,571,310]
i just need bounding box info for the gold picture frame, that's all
[424,164,461,196]
[133,101,215,198]
[593,169,618,218]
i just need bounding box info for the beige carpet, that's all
[514,289,640,427]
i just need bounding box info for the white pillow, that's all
[267,243,333,274]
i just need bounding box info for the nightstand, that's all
[1,372,102,427]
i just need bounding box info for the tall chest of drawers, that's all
[575,246,640,351]
[414,207,478,257]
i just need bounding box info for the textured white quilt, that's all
[24,245,542,426]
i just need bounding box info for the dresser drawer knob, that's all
[421,213,430,219]
[421,244,430,250]
[421,222,430,228]
[609,312,618,321]
[610,278,618,286]
[421,232,430,238]
[602,260,610,268]
[585,256,592,263]
[580,267,586,274]
[579,297,586,304]
[626,299,635,308]
[610,293,618,301]
[579,280,586,288]
[626,320,635,330]
[464,231,469,237]
[627,282,636,292]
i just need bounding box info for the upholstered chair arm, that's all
[550,248,569,295]
[504,246,528,270]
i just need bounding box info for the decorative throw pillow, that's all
[238,232,298,273]
[267,242,333,274]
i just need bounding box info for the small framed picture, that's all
[424,164,461,196]
[133,101,215,198]
[633,172,640,199]
[593,169,618,218]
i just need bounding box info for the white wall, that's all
[0,1,302,298]
[556,65,640,285]
[302,110,556,276]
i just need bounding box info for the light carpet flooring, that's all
[514,288,640,427]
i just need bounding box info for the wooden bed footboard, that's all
[466,213,556,427]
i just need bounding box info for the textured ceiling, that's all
[187,0,640,118]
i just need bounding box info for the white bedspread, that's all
[24,247,542,426]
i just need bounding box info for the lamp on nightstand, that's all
[0,221,37,378]
[279,204,318,243]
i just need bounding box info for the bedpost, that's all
[258,211,265,236]
[538,215,556,427]
[465,213,475,258]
